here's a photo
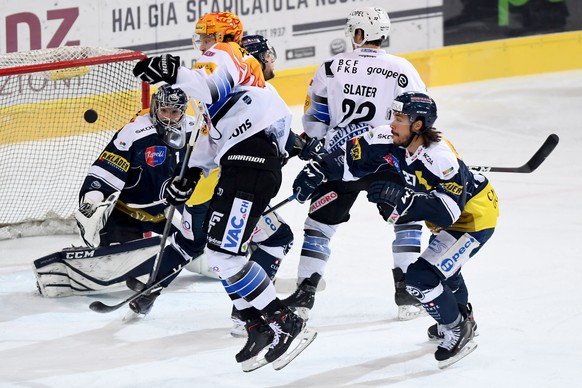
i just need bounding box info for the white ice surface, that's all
[1,70,581,388]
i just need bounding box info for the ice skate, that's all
[128,288,161,315]
[237,318,274,372]
[428,303,477,340]
[435,316,478,369]
[281,273,319,320]
[393,268,427,320]
[263,307,317,370]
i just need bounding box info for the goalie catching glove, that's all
[293,161,327,204]
[133,54,180,84]
[367,181,414,224]
[165,167,202,206]
[74,191,120,248]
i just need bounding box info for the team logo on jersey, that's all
[145,146,167,167]
[98,151,130,172]
[383,153,400,172]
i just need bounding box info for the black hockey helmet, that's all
[241,34,277,66]
[150,85,188,148]
[391,91,438,131]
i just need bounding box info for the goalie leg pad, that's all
[33,237,161,297]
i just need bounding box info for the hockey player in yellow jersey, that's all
[293,91,499,368]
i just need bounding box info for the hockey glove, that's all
[165,167,202,206]
[298,134,325,161]
[293,161,327,204]
[74,191,120,248]
[132,54,180,84]
[367,181,414,223]
[367,181,405,208]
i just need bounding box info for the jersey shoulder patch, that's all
[115,115,156,151]
[425,141,460,179]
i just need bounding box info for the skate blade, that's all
[437,340,478,369]
[398,305,428,321]
[241,349,269,372]
[272,328,317,371]
[230,322,247,338]
[122,310,147,323]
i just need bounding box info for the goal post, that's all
[0,47,149,239]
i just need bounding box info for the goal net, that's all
[0,47,149,239]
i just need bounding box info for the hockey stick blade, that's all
[470,134,559,173]
[89,256,197,313]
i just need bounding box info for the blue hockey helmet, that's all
[241,34,277,65]
[391,91,438,131]
[150,85,188,148]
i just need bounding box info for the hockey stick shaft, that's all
[262,193,297,216]
[147,101,206,287]
[469,134,559,173]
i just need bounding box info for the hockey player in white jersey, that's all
[286,6,427,320]
[133,12,315,371]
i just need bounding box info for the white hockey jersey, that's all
[173,41,291,174]
[302,47,426,153]
[188,85,292,174]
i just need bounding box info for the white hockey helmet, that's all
[345,7,391,48]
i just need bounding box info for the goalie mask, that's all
[150,85,188,149]
[345,7,391,48]
[391,92,438,132]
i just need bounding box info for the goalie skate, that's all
[271,327,317,370]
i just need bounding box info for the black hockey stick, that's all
[469,134,559,173]
[262,193,297,216]
[89,254,200,313]
[146,102,206,287]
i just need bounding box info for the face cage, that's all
[154,104,187,149]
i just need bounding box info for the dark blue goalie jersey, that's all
[79,111,196,223]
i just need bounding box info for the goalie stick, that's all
[469,133,559,173]
[89,253,201,313]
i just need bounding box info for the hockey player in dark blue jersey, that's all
[76,85,197,247]
[293,91,499,368]
[69,85,209,307]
